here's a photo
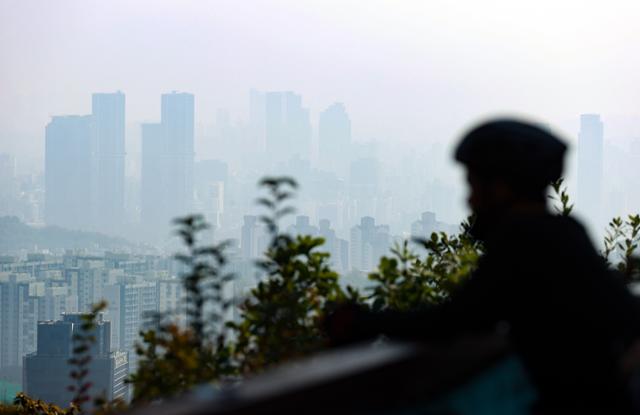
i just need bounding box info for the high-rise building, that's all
[23,314,129,406]
[139,93,195,239]
[44,115,93,229]
[577,114,604,226]
[410,212,457,240]
[38,286,77,322]
[241,215,260,259]
[103,280,157,356]
[0,274,40,377]
[156,278,185,322]
[92,92,126,234]
[319,103,351,177]
[287,215,318,237]
[195,160,228,230]
[350,217,390,272]
[265,91,311,165]
[349,158,379,220]
[240,215,270,260]
[140,122,166,237]
[63,259,121,313]
[318,219,349,272]
[162,91,195,218]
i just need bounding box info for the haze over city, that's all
[3,0,640,163]
[3,1,640,408]
[1,0,640,263]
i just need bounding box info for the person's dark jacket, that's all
[348,213,640,412]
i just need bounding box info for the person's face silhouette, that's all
[466,170,513,215]
[466,169,515,241]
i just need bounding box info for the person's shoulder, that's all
[491,213,592,250]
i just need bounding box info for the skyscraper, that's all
[140,93,195,239]
[195,160,228,230]
[349,216,390,272]
[319,103,351,177]
[241,215,260,259]
[44,115,93,229]
[349,157,379,220]
[92,92,125,234]
[162,91,195,220]
[265,91,311,165]
[23,314,129,406]
[64,261,121,313]
[103,280,157,357]
[39,286,77,321]
[0,274,40,377]
[577,114,604,226]
[410,212,456,243]
[140,122,166,237]
[318,219,349,272]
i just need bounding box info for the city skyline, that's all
[3,86,638,244]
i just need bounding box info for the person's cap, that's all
[455,119,567,190]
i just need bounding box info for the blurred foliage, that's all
[130,176,474,396]
[603,214,640,284]
[368,217,481,312]
[68,301,108,413]
[0,393,71,415]
[129,215,234,403]
[549,178,573,217]
[230,177,360,374]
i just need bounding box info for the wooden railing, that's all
[127,335,536,415]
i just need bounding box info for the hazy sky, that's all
[3,0,640,170]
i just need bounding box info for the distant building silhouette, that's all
[44,115,93,229]
[350,216,390,272]
[319,219,350,272]
[39,286,77,322]
[140,92,195,238]
[63,258,121,313]
[103,280,157,358]
[349,158,379,220]
[287,215,318,237]
[92,92,126,234]
[265,91,311,165]
[156,278,185,325]
[240,215,268,259]
[0,274,39,378]
[282,216,350,271]
[163,91,195,218]
[410,212,457,240]
[23,314,129,406]
[577,114,604,226]
[195,160,228,230]
[140,122,166,237]
[319,103,351,178]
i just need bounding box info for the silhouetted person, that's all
[331,120,640,413]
